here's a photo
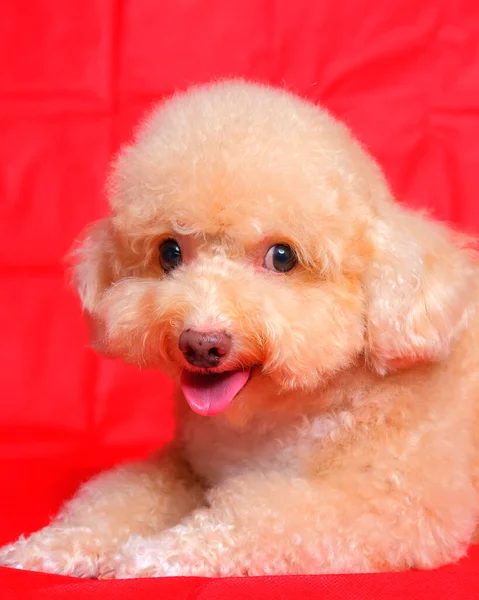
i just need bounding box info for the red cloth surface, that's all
[1,0,479,597]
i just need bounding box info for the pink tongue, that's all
[180,369,251,416]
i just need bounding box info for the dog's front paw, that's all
[98,539,157,579]
[100,533,220,579]
[0,531,102,578]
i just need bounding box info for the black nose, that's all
[179,330,232,368]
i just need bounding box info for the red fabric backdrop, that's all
[1,1,479,598]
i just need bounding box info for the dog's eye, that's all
[159,239,182,273]
[264,244,297,273]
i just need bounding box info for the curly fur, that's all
[2,80,479,578]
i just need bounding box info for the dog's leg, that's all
[0,448,204,577]
[102,466,477,578]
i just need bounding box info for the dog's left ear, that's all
[364,203,477,374]
[69,218,121,314]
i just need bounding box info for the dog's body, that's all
[2,80,479,577]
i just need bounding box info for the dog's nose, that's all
[179,330,232,368]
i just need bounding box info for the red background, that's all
[1,1,479,598]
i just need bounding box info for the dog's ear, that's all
[70,218,120,314]
[364,203,477,374]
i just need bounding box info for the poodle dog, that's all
[1,80,479,578]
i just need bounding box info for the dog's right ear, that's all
[70,218,120,314]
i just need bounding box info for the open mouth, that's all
[180,368,252,416]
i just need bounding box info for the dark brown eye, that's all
[264,244,297,273]
[159,239,182,273]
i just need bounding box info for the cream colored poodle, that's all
[1,80,479,578]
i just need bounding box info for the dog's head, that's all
[71,81,477,417]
